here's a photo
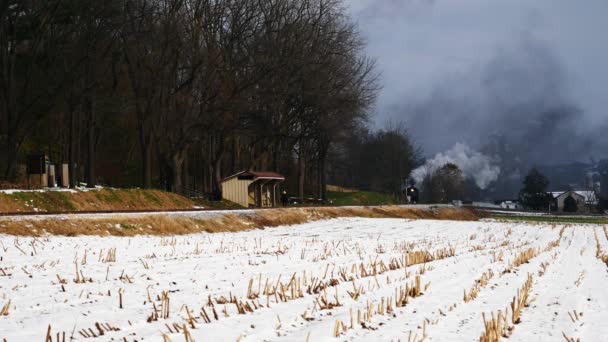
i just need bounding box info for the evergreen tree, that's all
[519,168,553,210]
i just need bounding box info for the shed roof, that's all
[221,170,285,183]
[551,190,595,199]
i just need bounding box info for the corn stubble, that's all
[333,275,427,337]
[5,216,594,341]
[594,230,608,266]
[479,273,534,341]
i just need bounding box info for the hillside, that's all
[0,188,197,213]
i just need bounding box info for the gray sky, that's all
[349,0,608,162]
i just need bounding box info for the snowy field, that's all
[1,218,608,341]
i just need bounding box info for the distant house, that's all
[496,200,521,210]
[221,171,285,208]
[550,190,598,212]
[470,201,499,208]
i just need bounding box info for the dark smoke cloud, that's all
[349,0,608,164]
[401,36,602,165]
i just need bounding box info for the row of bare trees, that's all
[1,0,420,200]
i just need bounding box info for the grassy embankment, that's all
[327,190,399,206]
[0,187,478,237]
[0,188,197,213]
[0,184,399,213]
[0,206,478,236]
[491,214,608,225]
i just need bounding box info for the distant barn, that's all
[220,171,285,208]
[550,190,597,212]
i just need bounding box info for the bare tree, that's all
[0,0,387,202]
[0,1,68,179]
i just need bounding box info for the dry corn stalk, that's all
[479,273,534,341]
[538,262,550,277]
[546,226,566,250]
[45,325,52,342]
[160,291,170,319]
[562,332,580,342]
[78,322,120,338]
[347,281,363,300]
[103,248,117,263]
[395,276,422,307]
[511,273,533,324]
[464,269,494,303]
[316,287,341,310]
[480,310,511,342]
[332,319,347,337]
[0,300,10,316]
[504,248,538,273]
[594,230,608,266]
[183,323,194,342]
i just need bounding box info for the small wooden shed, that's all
[220,171,285,208]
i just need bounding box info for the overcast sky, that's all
[349,0,608,161]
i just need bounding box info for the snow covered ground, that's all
[1,218,607,341]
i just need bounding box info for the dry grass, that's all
[0,188,195,213]
[594,229,608,266]
[326,185,357,192]
[0,206,478,237]
[0,300,10,316]
[480,310,510,342]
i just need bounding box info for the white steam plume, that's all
[412,143,500,189]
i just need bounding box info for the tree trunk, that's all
[83,53,99,189]
[317,143,328,201]
[85,122,96,187]
[233,136,241,174]
[170,152,185,193]
[320,158,327,201]
[157,148,169,191]
[84,92,97,188]
[68,100,76,188]
[298,148,305,200]
[140,133,152,189]
[202,144,210,193]
[211,154,223,195]
[4,127,19,181]
[206,164,213,193]
[183,152,189,190]
[209,135,225,197]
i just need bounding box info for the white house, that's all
[498,200,521,210]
